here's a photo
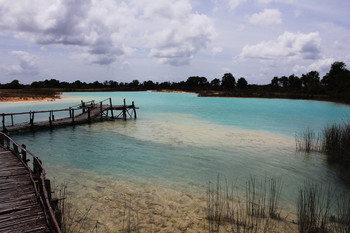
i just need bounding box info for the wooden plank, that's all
[0,147,49,232]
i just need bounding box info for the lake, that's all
[1,92,350,231]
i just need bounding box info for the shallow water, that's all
[1,92,350,231]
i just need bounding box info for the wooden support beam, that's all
[0,134,3,147]
[30,112,35,127]
[11,114,14,126]
[87,107,91,122]
[100,102,103,120]
[2,113,5,130]
[21,144,28,164]
[110,98,114,118]
[72,109,75,125]
[132,101,137,119]
[123,98,126,120]
[13,144,19,156]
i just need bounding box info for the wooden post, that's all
[100,102,103,120]
[72,109,75,124]
[30,112,35,127]
[13,144,19,156]
[109,98,114,118]
[123,98,126,120]
[49,116,52,128]
[87,107,91,122]
[21,144,28,164]
[45,179,52,200]
[2,113,5,130]
[51,111,55,121]
[6,137,10,150]
[11,114,14,126]
[0,134,3,147]
[132,101,137,119]
[69,107,72,118]
[81,100,86,113]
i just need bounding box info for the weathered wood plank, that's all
[0,147,49,232]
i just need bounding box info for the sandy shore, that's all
[0,97,59,102]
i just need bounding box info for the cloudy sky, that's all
[0,0,349,84]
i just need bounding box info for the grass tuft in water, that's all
[206,175,283,233]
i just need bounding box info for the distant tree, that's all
[185,76,208,90]
[210,78,220,88]
[279,76,289,88]
[221,73,236,89]
[236,77,248,89]
[143,80,156,90]
[271,76,279,89]
[301,71,320,89]
[128,80,140,88]
[288,74,302,88]
[322,61,350,92]
[3,80,23,89]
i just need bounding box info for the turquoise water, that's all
[2,92,350,216]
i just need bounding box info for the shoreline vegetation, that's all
[1,61,349,104]
[0,89,60,102]
[296,121,350,184]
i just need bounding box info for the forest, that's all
[1,61,350,103]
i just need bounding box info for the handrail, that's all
[0,132,61,233]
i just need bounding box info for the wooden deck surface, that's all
[0,147,49,232]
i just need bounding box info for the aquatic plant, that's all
[297,182,331,233]
[206,176,283,233]
[322,122,350,166]
[295,129,322,153]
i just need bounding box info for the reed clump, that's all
[295,129,322,153]
[206,176,283,233]
[296,182,350,233]
[297,183,331,233]
[322,122,350,166]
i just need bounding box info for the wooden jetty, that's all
[0,131,61,232]
[1,98,138,133]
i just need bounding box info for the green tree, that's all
[236,77,248,89]
[210,78,220,88]
[288,74,302,88]
[322,61,350,92]
[221,73,236,89]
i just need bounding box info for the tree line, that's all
[1,61,349,103]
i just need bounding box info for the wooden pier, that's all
[0,132,61,232]
[1,98,138,133]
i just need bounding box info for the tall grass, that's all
[334,192,350,233]
[206,176,282,232]
[322,122,350,166]
[295,129,322,153]
[297,183,331,233]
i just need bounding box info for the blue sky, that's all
[0,0,349,84]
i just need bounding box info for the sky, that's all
[0,0,349,85]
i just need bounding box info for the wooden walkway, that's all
[1,98,138,133]
[0,133,60,232]
[0,147,49,232]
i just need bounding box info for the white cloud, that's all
[228,0,247,10]
[3,51,40,75]
[249,9,282,25]
[0,0,215,67]
[240,31,321,60]
[137,0,216,66]
[293,57,334,74]
[212,47,223,55]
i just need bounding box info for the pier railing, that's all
[0,131,61,233]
